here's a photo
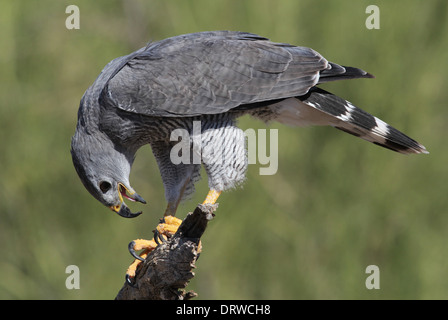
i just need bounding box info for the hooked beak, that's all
[110,183,146,218]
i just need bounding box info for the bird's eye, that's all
[99,181,112,193]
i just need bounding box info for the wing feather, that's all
[101,31,328,117]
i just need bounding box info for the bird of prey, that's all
[71,31,427,282]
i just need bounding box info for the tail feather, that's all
[296,87,428,154]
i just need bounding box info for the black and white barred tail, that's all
[270,87,428,155]
[301,87,427,154]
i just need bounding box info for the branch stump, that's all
[115,203,217,300]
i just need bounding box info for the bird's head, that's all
[71,127,146,218]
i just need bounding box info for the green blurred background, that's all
[0,0,446,299]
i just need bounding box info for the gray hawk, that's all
[71,31,427,283]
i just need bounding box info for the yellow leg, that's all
[203,189,222,205]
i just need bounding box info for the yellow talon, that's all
[125,215,184,284]
[126,249,150,278]
[132,239,158,251]
[126,205,207,284]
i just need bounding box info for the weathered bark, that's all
[115,203,216,300]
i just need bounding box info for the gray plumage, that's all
[71,31,427,218]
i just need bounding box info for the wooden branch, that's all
[115,203,217,300]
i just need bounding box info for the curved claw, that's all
[128,241,145,262]
[125,274,138,287]
[153,229,166,245]
[154,230,161,245]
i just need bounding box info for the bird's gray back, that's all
[99,31,329,117]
